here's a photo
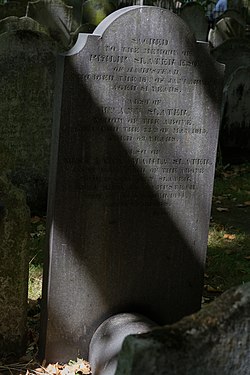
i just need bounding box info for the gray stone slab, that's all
[180,2,209,41]
[40,6,224,362]
[116,282,250,375]
[0,23,59,212]
[27,0,73,49]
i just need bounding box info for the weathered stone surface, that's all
[115,282,250,375]
[180,3,209,41]
[0,16,49,35]
[0,150,30,356]
[89,313,158,375]
[41,6,223,362]
[0,22,59,212]
[27,0,73,49]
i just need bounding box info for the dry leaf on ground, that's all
[216,207,229,212]
[223,234,236,240]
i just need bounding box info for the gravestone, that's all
[64,0,84,31]
[116,282,250,375]
[0,16,48,35]
[220,66,250,162]
[211,38,250,79]
[27,0,73,49]
[180,2,209,41]
[0,21,59,212]
[216,9,246,26]
[40,6,224,362]
[208,17,245,47]
[0,149,30,357]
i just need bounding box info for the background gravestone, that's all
[208,17,245,47]
[27,0,73,49]
[216,9,247,26]
[0,22,59,213]
[220,66,250,162]
[41,6,224,362]
[180,2,209,41]
[0,149,30,357]
[0,16,48,35]
[211,38,250,79]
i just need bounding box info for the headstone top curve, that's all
[65,5,197,57]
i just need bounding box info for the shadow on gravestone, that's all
[180,2,209,42]
[40,6,224,363]
[115,282,250,375]
[0,147,30,357]
[0,22,59,214]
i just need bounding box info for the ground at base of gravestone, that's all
[0,163,250,373]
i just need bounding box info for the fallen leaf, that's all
[31,216,41,223]
[204,285,223,293]
[216,207,229,212]
[46,364,58,375]
[223,234,236,240]
[244,256,250,260]
[243,201,250,206]
[35,368,44,373]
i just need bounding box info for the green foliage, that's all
[82,0,118,26]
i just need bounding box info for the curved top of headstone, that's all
[0,16,49,36]
[0,19,59,59]
[66,5,197,56]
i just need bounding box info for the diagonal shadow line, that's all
[40,7,224,362]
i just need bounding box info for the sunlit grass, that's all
[28,264,43,300]
[28,217,46,301]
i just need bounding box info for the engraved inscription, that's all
[73,31,217,207]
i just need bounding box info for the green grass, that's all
[28,217,46,301]
[205,163,250,295]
